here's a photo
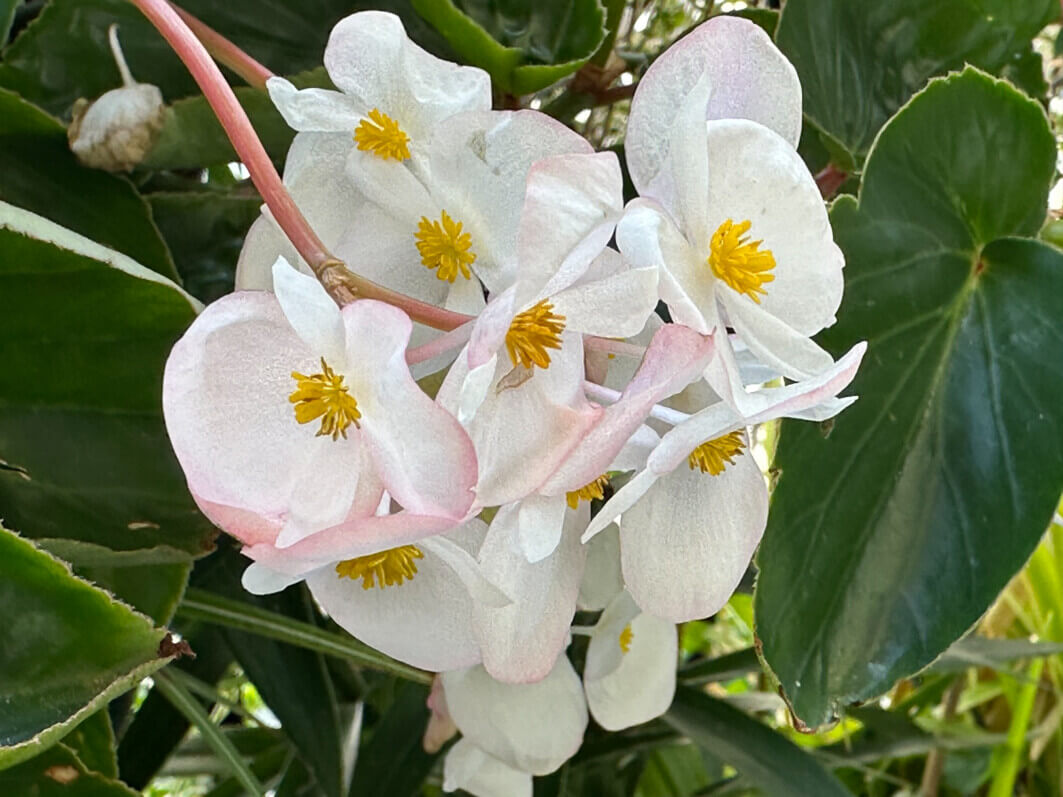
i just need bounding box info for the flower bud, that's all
[68,84,165,172]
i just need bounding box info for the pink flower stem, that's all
[130,0,472,331]
[583,380,689,426]
[170,3,273,90]
[405,320,475,366]
[814,163,848,200]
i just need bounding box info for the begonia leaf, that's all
[411,0,607,94]
[0,526,174,769]
[776,0,1055,162]
[755,69,1063,727]
[0,201,215,558]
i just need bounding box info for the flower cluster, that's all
[161,12,865,795]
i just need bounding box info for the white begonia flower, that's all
[619,18,844,411]
[582,342,867,622]
[583,591,677,731]
[443,739,532,797]
[441,657,588,776]
[163,259,478,556]
[266,11,490,169]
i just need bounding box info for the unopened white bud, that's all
[67,24,166,172]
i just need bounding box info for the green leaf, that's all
[664,687,850,797]
[0,526,173,769]
[929,636,1063,674]
[148,192,262,303]
[0,744,139,796]
[776,0,1056,161]
[755,69,1063,727]
[61,712,118,780]
[0,201,215,558]
[349,683,436,797]
[0,0,454,117]
[0,0,17,44]
[411,0,607,94]
[0,88,175,279]
[678,647,760,685]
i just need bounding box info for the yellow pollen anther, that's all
[505,300,566,370]
[708,219,776,303]
[335,545,424,590]
[688,431,746,475]
[353,108,410,161]
[289,358,362,440]
[415,210,477,282]
[566,474,610,509]
[618,624,633,654]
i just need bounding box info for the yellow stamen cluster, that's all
[618,624,634,654]
[566,474,610,509]
[415,211,477,282]
[688,431,746,476]
[289,358,362,440]
[335,545,425,590]
[353,108,410,161]
[505,300,566,370]
[708,219,776,303]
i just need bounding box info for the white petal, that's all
[443,740,532,797]
[585,606,677,730]
[306,522,487,672]
[582,469,660,544]
[577,522,623,611]
[420,533,511,609]
[442,659,588,775]
[626,15,801,193]
[721,294,835,382]
[550,260,659,339]
[241,561,302,595]
[621,453,767,623]
[276,433,364,548]
[272,258,345,363]
[516,493,569,563]
[474,504,587,683]
[267,76,364,133]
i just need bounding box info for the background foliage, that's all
[1,0,1063,795]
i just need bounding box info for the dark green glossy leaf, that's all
[0,0,17,44]
[0,0,450,116]
[0,88,175,279]
[148,191,262,303]
[755,69,1063,727]
[411,0,607,93]
[0,202,215,557]
[0,744,139,795]
[664,687,850,797]
[0,526,172,768]
[776,0,1055,161]
[349,682,435,797]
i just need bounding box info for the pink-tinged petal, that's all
[324,11,490,146]
[163,292,320,519]
[440,338,601,508]
[272,258,345,363]
[621,451,767,622]
[626,15,801,194]
[443,740,533,797]
[244,510,462,578]
[617,199,713,334]
[267,77,365,133]
[551,263,658,339]
[467,287,517,370]
[538,324,715,496]
[474,503,587,683]
[420,535,511,608]
[577,522,623,611]
[275,433,364,548]
[705,119,844,336]
[442,659,588,776]
[241,562,302,595]
[652,341,866,473]
[307,520,486,672]
[514,152,624,307]
[341,300,477,519]
[585,597,677,730]
[428,110,594,292]
[644,72,712,244]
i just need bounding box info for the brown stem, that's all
[919,678,964,796]
[815,163,849,200]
